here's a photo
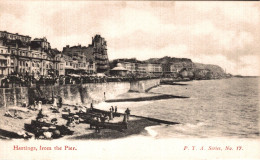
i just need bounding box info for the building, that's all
[0,43,12,75]
[88,35,109,73]
[121,62,136,73]
[62,45,88,75]
[110,58,140,74]
[0,31,31,43]
[136,63,162,76]
[0,31,32,76]
[136,63,148,73]
[31,37,51,51]
[170,61,193,73]
[147,63,162,76]
[55,53,96,76]
[62,35,109,74]
[110,63,128,77]
[0,31,112,77]
[30,37,58,77]
[0,31,59,77]
[62,45,96,75]
[110,58,163,76]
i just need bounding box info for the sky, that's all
[0,1,259,76]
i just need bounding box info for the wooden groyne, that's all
[160,82,188,86]
[105,94,189,102]
[88,107,179,125]
[130,115,179,125]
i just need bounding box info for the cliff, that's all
[193,63,226,79]
[110,56,229,80]
[194,63,225,75]
[145,56,193,64]
[146,56,227,80]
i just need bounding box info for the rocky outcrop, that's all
[193,63,226,79]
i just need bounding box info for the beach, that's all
[0,103,160,140]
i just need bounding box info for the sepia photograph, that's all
[0,1,259,160]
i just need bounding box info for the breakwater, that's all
[0,79,160,107]
[130,79,160,93]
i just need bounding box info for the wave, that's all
[144,122,209,138]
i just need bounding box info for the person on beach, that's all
[53,97,57,108]
[59,97,62,108]
[111,106,114,112]
[125,108,130,120]
[33,101,38,110]
[95,116,101,133]
[90,103,93,110]
[123,114,127,123]
[38,101,42,110]
[36,109,44,121]
[109,108,113,120]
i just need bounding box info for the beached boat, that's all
[24,120,74,138]
[62,112,102,123]
[91,108,121,117]
[90,120,127,131]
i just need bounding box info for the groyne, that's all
[0,79,161,107]
[105,94,189,102]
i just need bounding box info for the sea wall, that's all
[0,87,28,107]
[130,79,160,92]
[39,82,130,105]
[0,79,160,107]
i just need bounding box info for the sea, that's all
[98,77,260,139]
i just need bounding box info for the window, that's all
[60,64,63,70]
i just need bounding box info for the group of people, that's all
[109,106,118,113]
[0,73,35,88]
[0,72,163,89]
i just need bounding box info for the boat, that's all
[90,120,127,131]
[90,108,121,117]
[62,112,102,123]
[24,120,74,138]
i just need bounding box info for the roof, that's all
[111,66,128,71]
[0,31,31,38]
